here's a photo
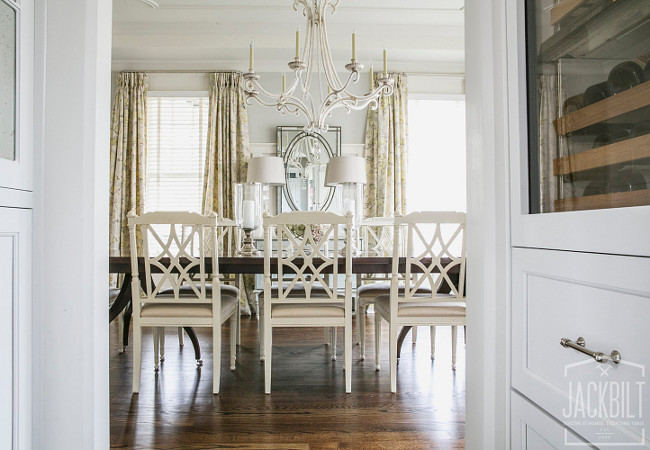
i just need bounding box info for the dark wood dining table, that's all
[109,256,459,360]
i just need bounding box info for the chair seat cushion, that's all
[270,282,330,298]
[271,302,345,319]
[357,282,432,299]
[158,283,239,298]
[374,294,466,318]
[141,294,238,318]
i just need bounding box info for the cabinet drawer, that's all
[512,247,650,447]
[511,391,592,449]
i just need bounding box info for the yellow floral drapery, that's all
[202,72,249,220]
[109,72,148,259]
[201,72,253,314]
[364,73,409,217]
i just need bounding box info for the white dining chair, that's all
[128,211,239,394]
[373,211,466,393]
[356,216,432,359]
[173,219,240,351]
[262,211,354,394]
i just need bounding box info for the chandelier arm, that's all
[319,14,344,89]
[247,91,315,125]
[246,79,284,100]
[293,0,310,16]
[316,83,393,130]
[302,15,315,93]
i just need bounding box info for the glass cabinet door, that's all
[526,0,650,213]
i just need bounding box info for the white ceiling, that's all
[112,0,465,74]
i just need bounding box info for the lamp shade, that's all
[325,156,367,186]
[246,156,286,186]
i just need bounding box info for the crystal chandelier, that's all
[243,0,394,133]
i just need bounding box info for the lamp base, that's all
[339,226,359,257]
[237,228,259,256]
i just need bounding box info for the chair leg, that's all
[357,299,366,359]
[237,305,241,347]
[132,323,142,394]
[345,314,352,393]
[117,311,125,353]
[324,327,330,345]
[412,326,418,344]
[177,327,184,347]
[331,327,337,361]
[230,315,237,371]
[451,325,458,370]
[389,322,398,394]
[213,322,222,395]
[374,313,381,371]
[259,298,265,361]
[159,328,165,362]
[264,323,272,394]
[153,328,160,372]
[430,326,436,360]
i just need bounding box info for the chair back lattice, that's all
[264,211,353,303]
[182,217,237,257]
[128,211,218,303]
[361,217,395,257]
[392,211,466,302]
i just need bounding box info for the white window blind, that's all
[146,95,209,213]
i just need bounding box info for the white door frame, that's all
[32,0,112,448]
[30,0,511,448]
[465,0,511,448]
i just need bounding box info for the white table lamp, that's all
[325,155,367,255]
[247,156,286,217]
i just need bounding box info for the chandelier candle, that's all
[352,32,356,60]
[249,42,254,72]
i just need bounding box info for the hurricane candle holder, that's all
[234,182,262,256]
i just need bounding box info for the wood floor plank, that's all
[110,315,466,449]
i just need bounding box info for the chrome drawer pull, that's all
[560,337,621,364]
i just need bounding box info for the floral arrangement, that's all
[285,223,325,244]
[286,223,306,238]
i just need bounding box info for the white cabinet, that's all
[0,206,32,450]
[512,248,649,447]
[505,0,650,448]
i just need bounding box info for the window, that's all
[407,99,466,213]
[146,94,209,212]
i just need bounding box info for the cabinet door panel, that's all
[511,391,593,449]
[0,207,32,450]
[512,247,650,447]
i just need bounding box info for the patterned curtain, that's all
[109,72,148,259]
[202,72,253,314]
[202,72,249,220]
[364,73,409,217]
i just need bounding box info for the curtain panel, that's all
[364,73,409,218]
[109,72,148,258]
[202,72,253,314]
[202,72,249,220]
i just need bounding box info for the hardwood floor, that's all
[110,312,465,449]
